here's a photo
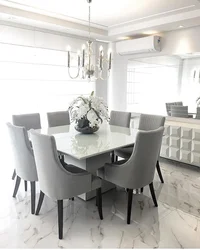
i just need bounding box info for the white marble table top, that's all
[35,123,137,160]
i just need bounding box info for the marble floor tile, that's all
[133,209,200,248]
[151,160,200,217]
[0,157,200,248]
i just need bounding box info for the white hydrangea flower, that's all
[69,92,109,128]
[87,110,98,127]
[76,103,89,120]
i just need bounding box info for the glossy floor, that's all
[0,159,200,248]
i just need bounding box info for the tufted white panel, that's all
[161,125,200,167]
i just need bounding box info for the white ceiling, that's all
[0,0,198,27]
[0,0,200,40]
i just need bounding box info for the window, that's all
[127,60,180,115]
[0,43,95,127]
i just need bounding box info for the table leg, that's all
[64,152,115,201]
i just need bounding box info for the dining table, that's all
[35,123,138,200]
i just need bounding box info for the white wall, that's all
[180,57,200,112]
[122,25,200,60]
[109,25,200,113]
[108,42,128,111]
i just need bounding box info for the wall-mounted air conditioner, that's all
[116,36,161,55]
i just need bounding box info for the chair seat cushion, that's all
[63,163,88,174]
[115,146,133,159]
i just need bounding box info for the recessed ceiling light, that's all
[96,39,110,43]
[179,25,184,28]
[118,36,131,40]
[142,30,158,35]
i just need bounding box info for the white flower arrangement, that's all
[69,91,109,129]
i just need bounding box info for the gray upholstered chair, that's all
[98,126,164,224]
[115,114,165,183]
[171,105,188,118]
[196,107,200,119]
[47,111,70,163]
[165,102,183,116]
[11,113,41,188]
[109,110,131,162]
[47,111,70,128]
[6,123,38,214]
[110,110,131,128]
[12,113,41,130]
[29,130,103,240]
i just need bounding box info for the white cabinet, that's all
[161,123,200,167]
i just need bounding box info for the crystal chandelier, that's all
[67,0,112,80]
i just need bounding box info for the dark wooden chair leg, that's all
[13,176,21,197]
[127,189,133,224]
[96,188,103,220]
[156,160,164,183]
[140,187,144,193]
[35,191,45,215]
[12,169,16,180]
[30,181,36,214]
[149,182,158,207]
[24,181,27,192]
[111,151,114,163]
[57,200,63,240]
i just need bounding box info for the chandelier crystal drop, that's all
[67,0,112,80]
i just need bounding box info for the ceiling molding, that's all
[109,4,196,28]
[0,20,94,41]
[0,0,108,29]
[109,9,200,37]
[0,0,200,42]
[0,5,108,37]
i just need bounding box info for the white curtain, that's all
[0,43,95,127]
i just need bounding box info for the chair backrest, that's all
[165,102,183,116]
[116,127,164,189]
[174,102,183,106]
[12,113,41,130]
[6,123,38,181]
[138,114,165,131]
[171,105,188,118]
[196,107,200,119]
[47,111,70,127]
[110,110,131,128]
[30,131,91,200]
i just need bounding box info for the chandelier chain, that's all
[88,3,91,40]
